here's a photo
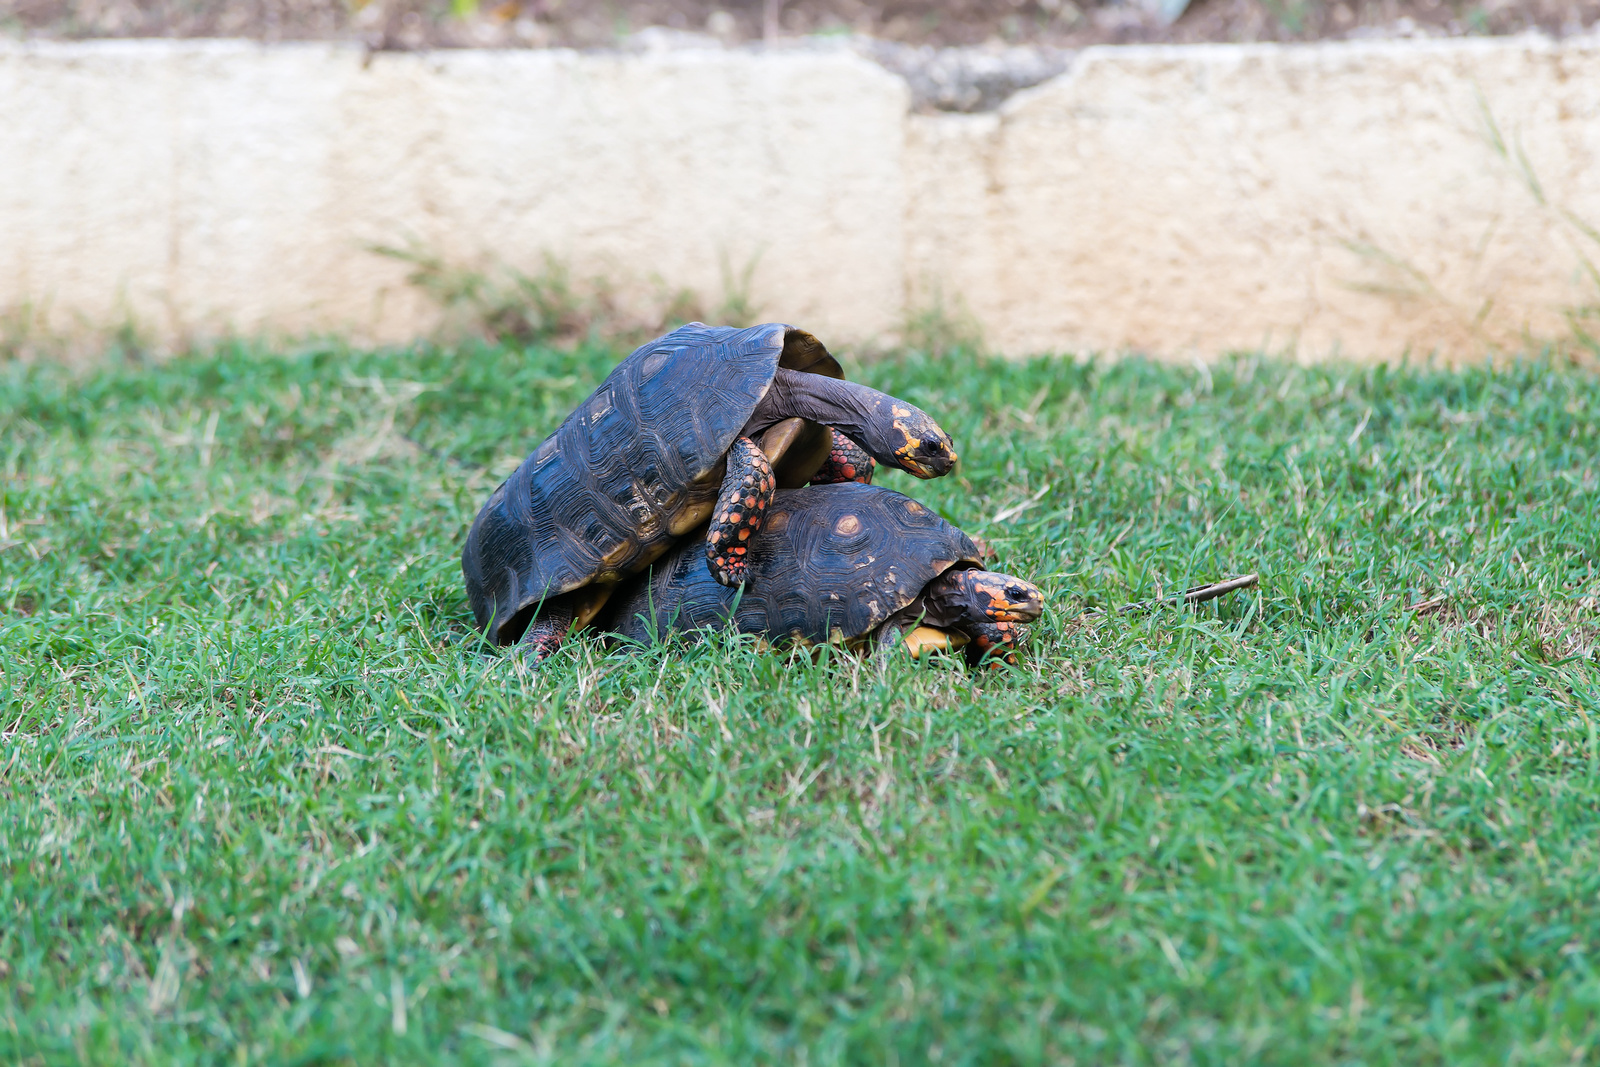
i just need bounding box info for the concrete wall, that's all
[908,38,1600,360]
[0,40,909,346]
[3,36,1599,360]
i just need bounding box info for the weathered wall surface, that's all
[907,38,1600,360]
[0,41,909,346]
[4,37,1599,360]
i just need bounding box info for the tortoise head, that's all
[767,371,956,480]
[877,403,957,480]
[948,569,1044,623]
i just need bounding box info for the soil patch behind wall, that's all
[4,0,1597,73]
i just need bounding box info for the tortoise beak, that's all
[892,422,957,479]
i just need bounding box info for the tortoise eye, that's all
[1006,584,1029,601]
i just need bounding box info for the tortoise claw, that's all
[514,600,572,665]
[515,632,562,665]
[964,619,1023,668]
[708,554,749,587]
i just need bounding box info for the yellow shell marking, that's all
[571,584,616,630]
[667,500,715,535]
[902,626,969,659]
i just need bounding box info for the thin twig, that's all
[1119,573,1260,613]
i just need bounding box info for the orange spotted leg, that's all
[808,429,876,485]
[706,436,775,587]
[964,620,1022,668]
[516,599,574,665]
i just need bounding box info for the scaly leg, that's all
[870,619,908,665]
[963,619,1022,668]
[808,429,876,485]
[706,436,775,587]
[516,599,574,665]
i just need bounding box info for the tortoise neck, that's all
[744,368,884,444]
[921,568,983,629]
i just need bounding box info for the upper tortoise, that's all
[602,483,1045,666]
[461,322,957,660]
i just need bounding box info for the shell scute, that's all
[603,482,983,648]
[463,322,811,645]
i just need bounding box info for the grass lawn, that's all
[3,336,1600,1065]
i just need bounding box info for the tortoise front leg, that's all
[516,599,574,664]
[807,429,876,485]
[963,620,1022,668]
[706,436,775,587]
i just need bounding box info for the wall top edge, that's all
[2,30,1597,63]
[1069,29,1600,63]
[0,34,918,95]
[0,35,891,66]
[984,30,1600,116]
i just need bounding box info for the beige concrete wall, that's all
[0,40,909,346]
[4,36,1600,360]
[908,37,1600,360]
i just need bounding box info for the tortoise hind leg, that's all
[516,599,574,665]
[706,436,775,587]
[870,618,909,665]
[808,429,876,485]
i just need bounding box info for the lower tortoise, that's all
[461,322,957,662]
[601,482,1045,666]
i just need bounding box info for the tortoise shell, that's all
[462,322,842,645]
[601,482,983,647]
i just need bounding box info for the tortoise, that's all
[600,482,1045,666]
[460,322,958,660]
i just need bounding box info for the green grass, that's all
[3,337,1600,1065]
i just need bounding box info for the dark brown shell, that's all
[461,322,842,645]
[601,483,982,647]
